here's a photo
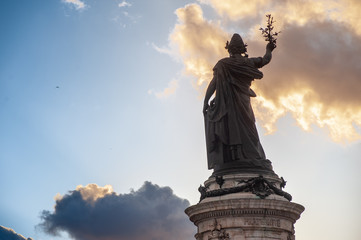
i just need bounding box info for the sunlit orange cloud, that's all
[198,0,271,20]
[170,4,228,90]
[199,0,361,32]
[168,1,361,143]
[54,184,114,204]
[76,184,113,203]
[250,18,361,143]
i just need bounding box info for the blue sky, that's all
[1,0,361,240]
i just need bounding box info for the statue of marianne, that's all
[203,33,275,175]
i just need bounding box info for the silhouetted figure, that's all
[203,34,275,175]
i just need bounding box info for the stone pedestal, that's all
[185,173,304,240]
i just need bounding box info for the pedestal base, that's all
[186,173,304,240]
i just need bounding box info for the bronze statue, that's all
[203,33,276,175]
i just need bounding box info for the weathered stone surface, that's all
[186,173,304,240]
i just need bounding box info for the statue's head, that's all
[225,33,248,57]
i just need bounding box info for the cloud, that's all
[251,20,361,141]
[152,43,176,58]
[38,182,194,240]
[148,79,179,99]
[118,1,132,8]
[75,183,113,203]
[0,226,33,240]
[199,0,271,20]
[198,0,355,27]
[170,4,229,89]
[165,1,361,142]
[62,0,86,10]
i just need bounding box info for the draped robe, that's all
[205,56,271,171]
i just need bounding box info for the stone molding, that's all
[186,173,304,239]
[186,199,304,225]
[186,198,304,239]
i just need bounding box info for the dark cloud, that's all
[38,182,195,240]
[0,226,33,240]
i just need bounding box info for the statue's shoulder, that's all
[217,57,231,64]
[215,56,251,67]
[214,57,232,69]
[213,57,229,71]
[218,57,232,63]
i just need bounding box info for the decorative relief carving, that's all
[190,208,299,225]
[244,231,281,239]
[198,175,292,202]
[208,219,230,240]
[287,233,295,240]
[244,218,281,227]
[195,233,203,240]
[215,175,225,188]
[287,225,295,240]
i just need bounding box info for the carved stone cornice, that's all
[186,199,304,225]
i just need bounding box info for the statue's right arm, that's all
[203,77,216,115]
[254,43,275,68]
[262,43,275,65]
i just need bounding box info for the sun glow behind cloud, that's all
[165,0,361,143]
[76,183,113,203]
[170,4,228,89]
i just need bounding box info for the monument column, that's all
[185,173,304,240]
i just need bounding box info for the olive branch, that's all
[259,14,280,46]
